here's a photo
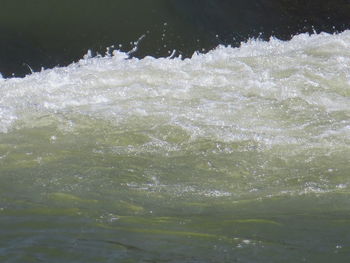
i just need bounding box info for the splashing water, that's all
[0,32,349,262]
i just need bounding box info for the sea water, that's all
[0,31,349,262]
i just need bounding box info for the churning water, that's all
[0,31,350,262]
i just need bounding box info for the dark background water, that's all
[1,0,350,78]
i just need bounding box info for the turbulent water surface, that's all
[1,0,350,77]
[0,31,350,262]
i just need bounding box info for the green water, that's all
[1,32,350,262]
[1,117,349,262]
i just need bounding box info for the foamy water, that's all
[1,31,349,140]
[0,31,350,262]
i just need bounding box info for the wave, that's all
[1,30,349,143]
[0,31,349,198]
[1,0,350,77]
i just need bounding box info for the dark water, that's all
[1,0,350,77]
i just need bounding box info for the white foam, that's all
[0,31,349,152]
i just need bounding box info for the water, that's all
[0,31,350,262]
[2,0,350,77]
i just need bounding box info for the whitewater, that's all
[0,31,349,262]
